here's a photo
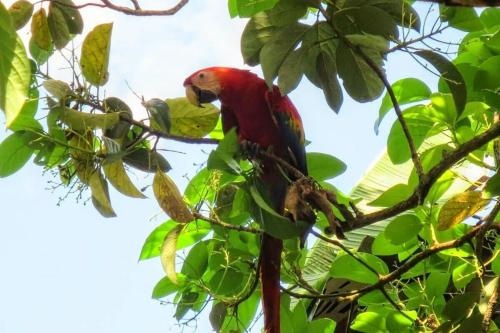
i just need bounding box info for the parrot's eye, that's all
[198,73,205,79]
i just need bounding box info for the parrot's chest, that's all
[233,106,281,149]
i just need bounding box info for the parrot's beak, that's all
[185,84,218,107]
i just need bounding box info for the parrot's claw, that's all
[241,140,261,158]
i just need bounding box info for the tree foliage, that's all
[1,0,499,332]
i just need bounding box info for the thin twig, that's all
[482,277,499,332]
[192,212,262,234]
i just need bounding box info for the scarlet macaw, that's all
[184,67,307,333]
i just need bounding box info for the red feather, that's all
[185,67,307,333]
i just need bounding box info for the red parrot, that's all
[184,67,307,333]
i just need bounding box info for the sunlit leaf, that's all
[88,169,116,217]
[306,318,336,333]
[437,191,489,231]
[350,311,386,333]
[375,78,431,134]
[181,241,208,279]
[152,274,186,299]
[330,252,388,284]
[166,97,219,138]
[153,170,194,223]
[103,159,146,198]
[80,23,113,86]
[0,5,31,128]
[0,131,36,177]
[415,50,467,117]
[384,214,422,245]
[307,152,346,181]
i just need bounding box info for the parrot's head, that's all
[183,67,257,107]
[183,67,224,107]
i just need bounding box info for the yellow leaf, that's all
[31,8,52,50]
[89,169,116,217]
[103,159,146,198]
[153,170,194,223]
[160,224,184,284]
[54,106,120,132]
[437,191,489,231]
[80,23,112,86]
[166,97,219,138]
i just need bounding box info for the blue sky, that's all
[0,1,454,332]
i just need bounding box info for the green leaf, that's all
[88,170,116,217]
[8,0,33,30]
[31,8,52,50]
[291,301,308,333]
[375,78,431,134]
[166,97,219,138]
[47,2,70,49]
[372,231,418,256]
[102,97,132,141]
[452,261,476,289]
[368,183,413,207]
[241,11,276,66]
[153,170,194,223]
[330,252,389,284]
[474,55,500,94]
[480,8,500,29]
[334,6,398,39]
[161,224,183,284]
[415,50,467,117]
[52,0,83,34]
[387,105,434,164]
[307,152,346,181]
[345,34,388,53]
[429,93,457,126]
[384,214,422,245]
[152,275,185,299]
[103,159,146,198]
[350,311,386,333]
[386,310,416,332]
[250,188,298,239]
[278,48,304,95]
[0,4,31,129]
[181,241,208,279]
[54,106,120,132]
[260,22,309,87]
[80,23,113,86]
[425,272,450,298]
[484,172,500,198]
[440,6,483,32]
[9,86,42,132]
[437,191,489,231]
[43,79,72,100]
[336,40,385,102]
[0,131,35,177]
[139,220,177,260]
[267,0,308,27]
[316,50,343,112]
[233,0,278,18]
[123,148,171,173]
[208,268,244,296]
[207,128,241,174]
[306,318,336,333]
[145,98,171,134]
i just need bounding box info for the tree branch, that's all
[345,121,500,232]
[47,0,189,16]
[99,0,189,16]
